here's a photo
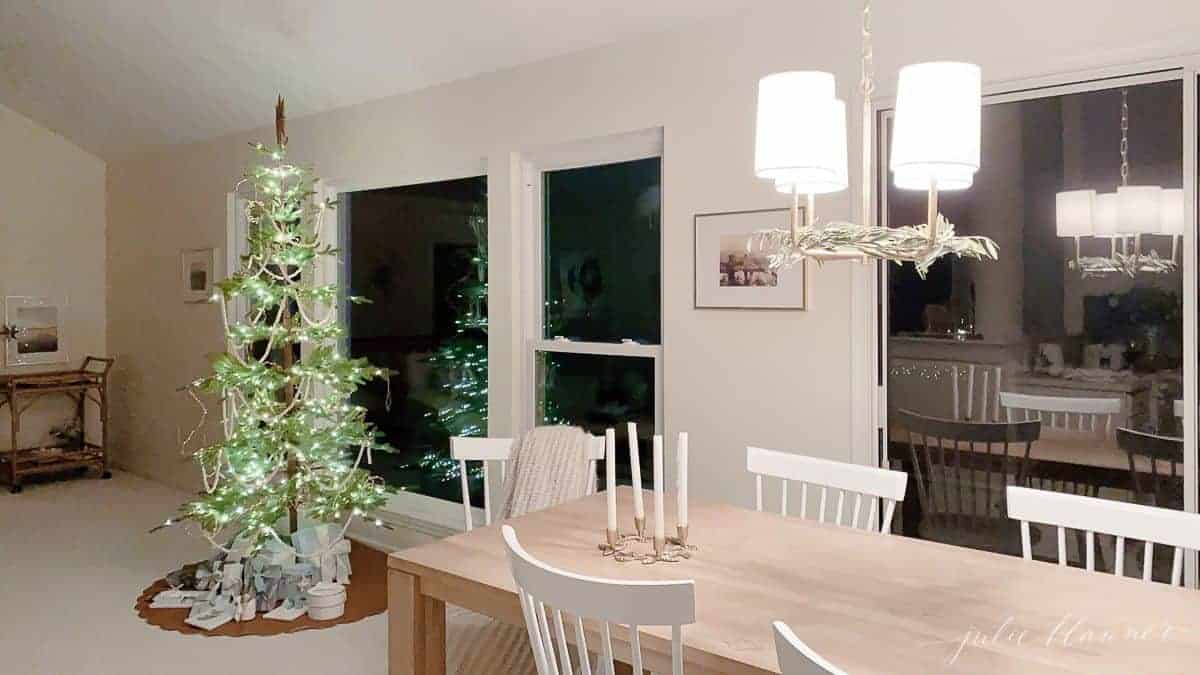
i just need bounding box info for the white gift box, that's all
[306,582,347,621]
[292,524,352,585]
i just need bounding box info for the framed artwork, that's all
[181,248,220,303]
[694,208,808,309]
[3,296,69,366]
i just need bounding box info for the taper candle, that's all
[605,428,617,533]
[653,435,665,541]
[627,423,645,520]
[677,432,689,528]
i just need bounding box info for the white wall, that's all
[106,0,1200,511]
[0,104,106,453]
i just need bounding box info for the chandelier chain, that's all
[1120,88,1129,186]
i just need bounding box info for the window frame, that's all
[519,129,666,437]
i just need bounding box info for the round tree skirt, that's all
[135,541,387,637]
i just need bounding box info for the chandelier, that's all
[1055,88,1183,278]
[751,0,998,278]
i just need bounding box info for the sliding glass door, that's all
[878,70,1194,583]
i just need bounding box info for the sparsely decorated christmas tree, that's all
[417,210,489,489]
[163,99,390,551]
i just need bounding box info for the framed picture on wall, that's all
[181,248,220,303]
[694,208,807,309]
[3,296,69,366]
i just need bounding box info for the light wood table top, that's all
[388,487,1200,674]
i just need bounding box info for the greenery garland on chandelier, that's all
[160,98,392,552]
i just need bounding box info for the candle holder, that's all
[599,528,625,557]
[632,516,647,541]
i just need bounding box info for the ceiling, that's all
[0,0,753,161]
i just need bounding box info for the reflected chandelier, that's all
[752,0,998,278]
[1055,88,1183,278]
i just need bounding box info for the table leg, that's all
[389,569,446,675]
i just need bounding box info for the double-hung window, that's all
[525,134,662,485]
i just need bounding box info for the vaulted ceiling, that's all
[0,0,753,161]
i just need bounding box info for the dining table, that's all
[388,486,1200,674]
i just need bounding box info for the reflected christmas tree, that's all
[419,210,489,491]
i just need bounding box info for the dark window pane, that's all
[346,176,488,506]
[537,351,654,486]
[543,158,661,343]
[883,79,1185,583]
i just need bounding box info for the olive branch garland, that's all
[751,215,1000,279]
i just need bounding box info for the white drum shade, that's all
[1056,190,1095,237]
[755,71,848,194]
[1093,192,1121,237]
[1117,185,1163,234]
[890,62,982,192]
[1161,188,1185,236]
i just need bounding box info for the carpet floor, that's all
[0,471,386,675]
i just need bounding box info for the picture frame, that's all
[181,248,220,303]
[3,296,69,366]
[694,208,808,310]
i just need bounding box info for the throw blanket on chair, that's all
[500,425,595,520]
[451,425,596,675]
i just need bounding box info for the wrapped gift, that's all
[248,559,285,613]
[275,562,318,612]
[185,598,235,631]
[257,538,295,567]
[292,524,352,585]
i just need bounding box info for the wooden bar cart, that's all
[1,356,115,494]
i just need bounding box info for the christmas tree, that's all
[165,99,390,550]
[418,210,489,488]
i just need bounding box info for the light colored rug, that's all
[0,471,386,675]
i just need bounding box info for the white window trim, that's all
[518,129,666,436]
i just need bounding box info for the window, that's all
[879,74,1190,582]
[343,176,488,507]
[528,152,662,485]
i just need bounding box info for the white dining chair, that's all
[746,447,908,534]
[772,621,846,675]
[448,434,607,675]
[452,435,606,531]
[999,392,1121,437]
[1007,485,1200,586]
[503,524,696,675]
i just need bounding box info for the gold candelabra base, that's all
[599,525,697,565]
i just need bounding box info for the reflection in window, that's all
[883,78,1186,582]
[346,177,488,506]
[536,351,654,484]
[543,158,662,343]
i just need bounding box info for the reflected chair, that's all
[1117,427,1183,510]
[894,409,1040,555]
